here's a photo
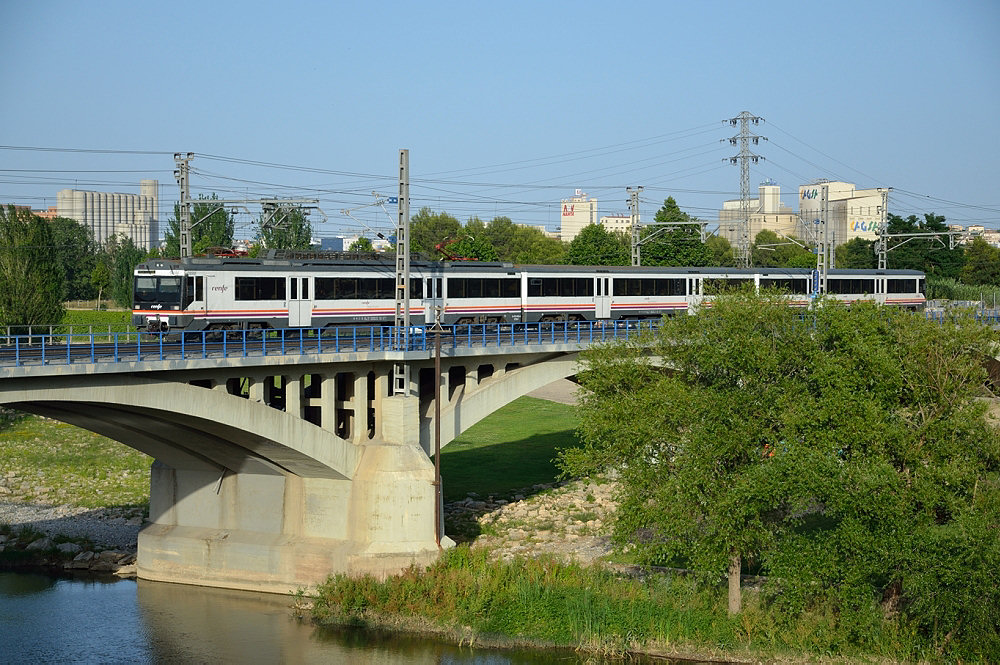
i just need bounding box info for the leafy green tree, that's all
[90,258,111,310]
[101,233,146,308]
[257,207,312,250]
[560,293,1000,659]
[409,208,462,256]
[348,236,375,252]
[960,237,1000,285]
[565,224,629,266]
[886,212,964,278]
[0,205,65,327]
[835,237,876,269]
[751,230,813,268]
[443,234,499,261]
[705,235,735,266]
[49,216,97,300]
[162,194,236,257]
[638,197,710,266]
[480,216,566,264]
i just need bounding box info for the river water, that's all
[0,571,688,664]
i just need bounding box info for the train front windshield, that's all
[134,276,182,309]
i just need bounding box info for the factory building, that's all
[56,179,159,250]
[797,180,887,246]
[717,179,887,248]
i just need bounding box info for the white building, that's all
[559,190,598,242]
[56,180,159,250]
[600,213,637,235]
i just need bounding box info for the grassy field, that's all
[0,410,151,510]
[0,396,576,510]
[436,397,578,502]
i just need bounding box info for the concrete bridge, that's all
[0,323,650,593]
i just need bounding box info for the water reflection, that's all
[2,572,700,664]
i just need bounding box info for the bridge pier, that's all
[139,430,443,594]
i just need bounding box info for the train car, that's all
[132,257,926,333]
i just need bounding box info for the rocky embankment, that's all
[0,478,141,577]
[445,476,618,565]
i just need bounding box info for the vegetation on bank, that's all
[312,546,927,663]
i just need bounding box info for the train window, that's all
[528,278,543,297]
[449,278,465,299]
[886,278,916,293]
[574,278,593,296]
[760,278,808,295]
[315,277,335,300]
[542,279,558,297]
[483,279,500,298]
[704,278,752,294]
[654,279,684,296]
[302,279,309,300]
[134,276,182,306]
[558,278,575,296]
[290,279,298,299]
[502,278,521,298]
[235,277,285,301]
[827,278,875,295]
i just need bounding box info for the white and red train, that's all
[132,256,926,333]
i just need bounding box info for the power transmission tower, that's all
[724,112,766,268]
[627,186,643,266]
[173,153,193,258]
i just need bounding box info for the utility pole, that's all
[627,186,643,266]
[814,183,831,295]
[173,153,193,258]
[393,149,411,396]
[724,112,766,268]
[876,188,890,270]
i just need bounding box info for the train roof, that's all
[134,257,925,278]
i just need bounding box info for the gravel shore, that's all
[0,501,141,551]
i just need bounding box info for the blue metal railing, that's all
[0,320,659,369]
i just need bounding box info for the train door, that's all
[594,276,611,319]
[288,276,312,327]
[424,277,443,324]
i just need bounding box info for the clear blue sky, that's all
[2,0,998,242]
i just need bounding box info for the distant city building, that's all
[600,213,637,235]
[56,180,159,250]
[559,190,598,242]
[34,206,58,220]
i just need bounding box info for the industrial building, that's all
[56,179,159,250]
[717,179,887,248]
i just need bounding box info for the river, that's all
[0,571,691,664]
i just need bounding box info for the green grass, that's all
[436,396,579,502]
[0,410,150,510]
[311,546,921,662]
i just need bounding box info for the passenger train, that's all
[132,255,926,333]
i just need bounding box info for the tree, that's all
[560,293,1000,659]
[162,194,236,257]
[886,212,964,278]
[409,208,462,256]
[0,205,65,327]
[258,207,312,250]
[751,230,813,268]
[836,237,876,269]
[705,235,735,266]
[100,233,146,308]
[90,258,111,310]
[638,197,710,266]
[959,237,1000,286]
[564,224,629,266]
[49,216,97,300]
[349,236,375,252]
[480,216,566,264]
[440,234,499,261]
